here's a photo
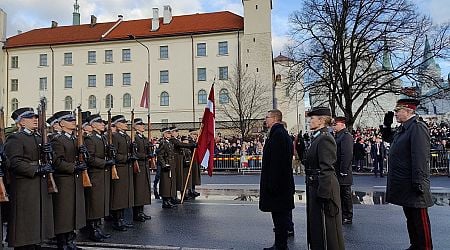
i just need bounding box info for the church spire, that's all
[73,0,80,25]
[422,35,435,70]
[382,40,392,70]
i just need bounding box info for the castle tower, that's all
[242,0,273,109]
[418,36,441,95]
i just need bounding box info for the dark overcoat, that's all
[84,132,111,220]
[51,132,86,234]
[170,137,195,192]
[189,139,201,186]
[181,148,193,191]
[386,116,433,208]
[4,130,54,247]
[134,132,151,206]
[335,128,353,185]
[111,131,134,210]
[259,123,295,212]
[305,128,345,250]
[157,138,177,198]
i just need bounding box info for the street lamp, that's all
[128,34,150,116]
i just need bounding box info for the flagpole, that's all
[181,124,204,204]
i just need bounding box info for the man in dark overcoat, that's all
[332,116,354,224]
[84,114,113,241]
[385,99,433,250]
[188,129,201,198]
[259,109,294,250]
[51,111,87,249]
[132,118,152,222]
[305,107,344,250]
[157,128,177,208]
[4,107,55,249]
[370,137,386,177]
[110,115,134,231]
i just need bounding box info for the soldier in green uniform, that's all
[110,115,134,231]
[50,111,87,249]
[188,129,201,198]
[84,114,113,242]
[157,128,177,208]
[132,118,152,222]
[4,107,55,249]
[81,111,92,136]
[47,114,62,140]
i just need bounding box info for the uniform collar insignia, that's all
[64,132,73,138]
[95,133,102,139]
[22,128,33,135]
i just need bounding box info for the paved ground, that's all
[5,175,450,249]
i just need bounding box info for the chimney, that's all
[0,8,6,42]
[51,21,58,28]
[118,14,123,20]
[17,30,22,34]
[152,8,159,31]
[72,0,80,25]
[90,15,97,26]
[163,5,172,24]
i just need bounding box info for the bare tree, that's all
[286,0,450,129]
[217,66,270,139]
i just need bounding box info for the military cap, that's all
[395,98,420,111]
[133,118,144,125]
[53,110,76,122]
[86,114,103,125]
[307,107,331,117]
[46,115,57,126]
[333,116,347,124]
[111,115,127,124]
[82,111,91,127]
[170,126,178,132]
[160,127,171,133]
[12,107,38,122]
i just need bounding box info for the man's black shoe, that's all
[192,191,200,197]
[88,228,103,242]
[142,213,152,220]
[171,198,181,204]
[123,221,134,228]
[112,222,127,231]
[133,213,146,222]
[343,218,353,225]
[95,226,111,239]
[162,200,176,209]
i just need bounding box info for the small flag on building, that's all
[195,83,215,176]
[140,81,149,108]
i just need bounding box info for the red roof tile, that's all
[5,11,243,49]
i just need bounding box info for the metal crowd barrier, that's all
[213,154,263,173]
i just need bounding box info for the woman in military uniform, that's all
[132,118,152,221]
[157,128,177,208]
[50,111,87,249]
[305,107,344,250]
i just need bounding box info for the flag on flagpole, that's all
[140,81,149,108]
[195,83,215,176]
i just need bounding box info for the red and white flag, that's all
[195,84,215,176]
[140,81,149,108]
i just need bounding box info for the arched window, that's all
[160,92,169,106]
[219,88,229,104]
[123,93,132,108]
[11,98,19,112]
[198,89,207,104]
[64,96,73,110]
[105,94,114,109]
[88,95,96,109]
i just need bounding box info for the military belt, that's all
[29,161,40,166]
[305,169,320,176]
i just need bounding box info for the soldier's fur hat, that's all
[307,107,331,117]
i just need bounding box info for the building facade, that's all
[0,0,273,127]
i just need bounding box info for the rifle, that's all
[147,114,156,169]
[0,107,9,202]
[107,109,119,180]
[38,98,58,194]
[77,106,92,187]
[130,109,140,173]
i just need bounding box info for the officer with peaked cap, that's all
[332,116,354,225]
[132,118,152,221]
[84,114,113,241]
[50,111,87,249]
[305,107,345,250]
[47,114,63,140]
[4,107,55,248]
[384,98,433,250]
[81,111,93,136]
[157,127,177,208]
[110,115,135,231]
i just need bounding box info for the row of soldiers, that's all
[0,106,201,250]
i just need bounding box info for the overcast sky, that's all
[1,0,450,73]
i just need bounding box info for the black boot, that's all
[153,186,160,199]
[87,221,103,242]
[133,207,146,222]
[67,231,82,250]
[94,219,111,239]
[141,206,152,220]
[162,198,175,208]
[112,210,127,231]
[56,233,69,250]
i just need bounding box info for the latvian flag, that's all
[195,84,215,176]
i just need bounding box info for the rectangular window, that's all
[160,46,169,59]
[11,79,18,91]
[105,50,113,63]
[105,74,113,86]
[64,52,73,65]
[218,41,228,55]
[122,49,131,61]
[161,118,169,124]
[39,77,47,91]
[197,43,206,57]
[197,68,207,81]
[122,73,131,86]
[11,56,19,68]
[88,51,96,64]
[39,54,48,66]
[160,70,169,84]
[219,66,228,80]
[64,76,73,88]
[88,75,96,87]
